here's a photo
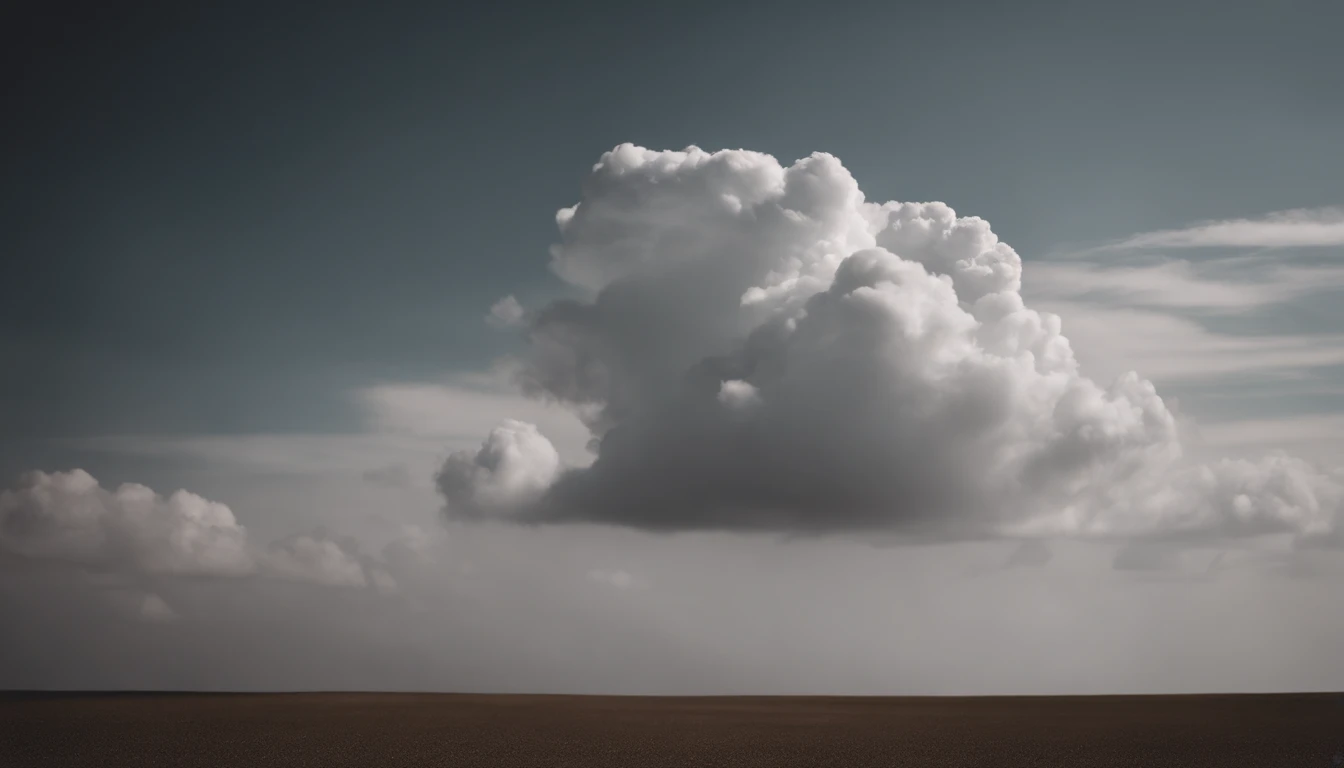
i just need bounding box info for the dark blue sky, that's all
[4,0,1341,436]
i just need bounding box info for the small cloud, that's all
[717,379,762,410]
[437,420,561,520]
[485,295,526,329]
[358,379,592,466]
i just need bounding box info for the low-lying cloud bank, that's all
[0,469,253,576]
[439,144,1343,544]
[0,469,405,589]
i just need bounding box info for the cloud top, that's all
[439,145,1343,544]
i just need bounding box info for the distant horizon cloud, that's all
[0,469,254,577]
[0,469,412,591]
[438,145,1344,545]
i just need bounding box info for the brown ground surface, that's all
[1,691,1342,767]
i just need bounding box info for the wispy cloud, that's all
[1035,302,1344,384]
[51,374,593,481]
[1190,414,1344,460]
[1025,258,1344,310]
[1026,233,1344,464]
[60,433,445,478]
[358,375,592,465]
[1102,207,1344,250]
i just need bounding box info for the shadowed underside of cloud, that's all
[438,144,1343,544]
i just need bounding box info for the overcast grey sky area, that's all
[2,0,1344,695]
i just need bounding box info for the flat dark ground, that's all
[2,691,1342,767]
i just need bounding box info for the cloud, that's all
[0,469,253,576]
[261,532,374,588]
[438,144,1343,544]
[64,433,444,480]
[1021,234,1344,420]
[1102,207,1344,250]
[437,420,560,520]
[0,470,412,590]
[1025,302,1344,384]
[1025,258,1344,311]
[359,376,592,465]
[717,379,762,410]
[485,295,527,329]
[1194,415,1344,464]
[57,366,593,484]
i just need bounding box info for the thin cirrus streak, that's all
[1095,207,1344,250]
[1024,303,1344,384]
[1023,258,1344,311]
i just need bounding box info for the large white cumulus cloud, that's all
[441,144,1343,543]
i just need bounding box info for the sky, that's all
[2,0,1344,694]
